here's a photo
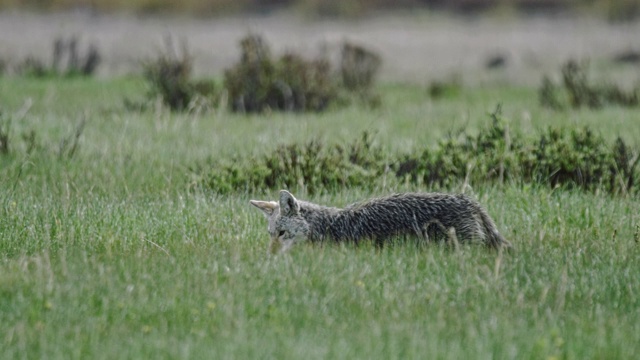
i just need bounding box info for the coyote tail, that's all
[478,207,511,249]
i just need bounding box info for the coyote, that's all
[250,190,510,253]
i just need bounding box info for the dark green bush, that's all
[428,77,462,100]
[17,57,50,77]
[0,113,9,155]
[540,60,639,110]
[612,50,640,64]
[340,42,381,92]
[54,37,101,76]
[191,106,640,196]
[523,127,615,191]
[396,106,639,194]
[538,75,565,110]
[223,34,275,113]
[224,34,340,113]
[277,53,337,111]
[190,131,385,195]
[485,54,507,69]
[143,48,193,110]
[17,36,100,78]
[142,40,216,111]
[223,35,381,113]
[395,106,522,187]
[612,137,640,192]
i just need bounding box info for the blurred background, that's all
[0,0,639,19]
[1,0,639,87]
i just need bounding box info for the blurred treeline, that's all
[1,0,638,21]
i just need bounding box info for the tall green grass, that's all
[1,78,639,358]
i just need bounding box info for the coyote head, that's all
[250,190,310,253]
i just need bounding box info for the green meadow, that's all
[1,75,639,359]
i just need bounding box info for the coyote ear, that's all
[249,200,278,217]
[279,190,299,216]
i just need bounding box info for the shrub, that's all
[538,75,564,110]
[612,50,640,64]
[340,42,381,92]
[0,113,9,155]
[396,106,639,194]
[522,127,614,191]
[192,107,640,195]
[485,54,507,69]
[384,107,635,193]
[612,137,640,192]
[191,131,385,195]
[143,46,193,111]
[142,39,216,111]
[223,34,274,113]
[53,37,101,76]
[562,60,638,108]
[17,57,50,77]
[275,53,336,111]
[428,76,462,100]
[223,35,381,113]
[17,36,101,78]
[395,106,522,187]
[224,34,340,113]
[540,60,639,110]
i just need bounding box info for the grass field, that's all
[1,74,639,359]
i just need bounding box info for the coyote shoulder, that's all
[250,190,510,253]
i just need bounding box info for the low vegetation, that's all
[340,42,381,92]
[141,38,216,111]
[224,34,338,113]
[540,60,639,110]
[139,34,380,113]
[192,106,640,195]
[427,75,462,100]
[0,111,86,159]
[224,35,380,113]
[15,36,101,78]
[191,131,385,195]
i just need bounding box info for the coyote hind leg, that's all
[422,219,459,249]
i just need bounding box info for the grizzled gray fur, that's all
[250,190,510,253]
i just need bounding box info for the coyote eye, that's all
[278,230,286,238]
